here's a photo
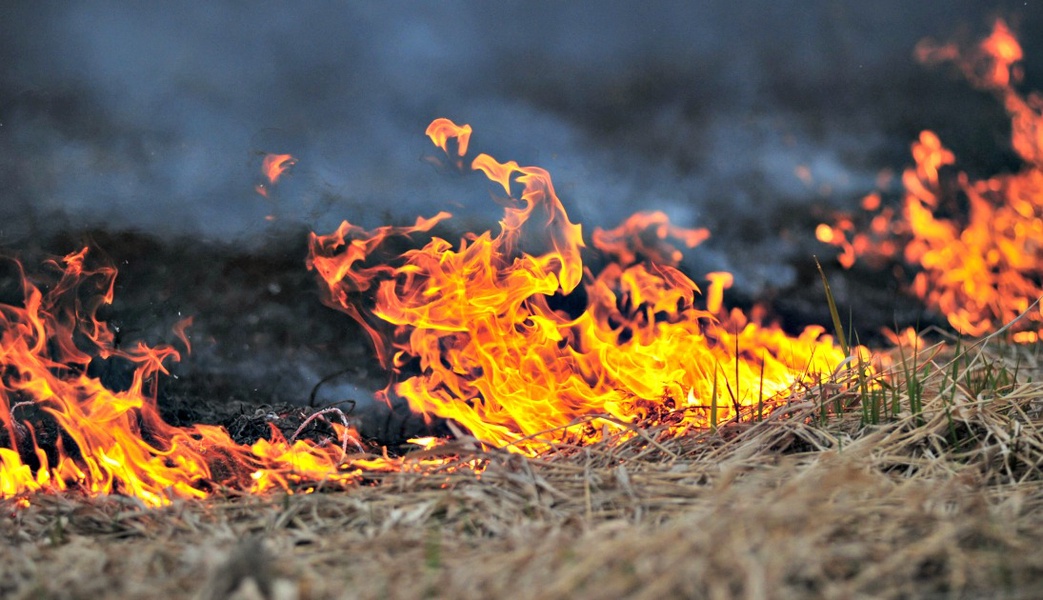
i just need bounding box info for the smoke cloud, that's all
[1,1,1039,290]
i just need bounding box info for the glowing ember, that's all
[0,249,437,506]
[819,20,1043,339]
[310,119,849,455]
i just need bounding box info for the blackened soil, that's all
[5,225,439,447]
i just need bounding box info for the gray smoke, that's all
[1,0,1039,291]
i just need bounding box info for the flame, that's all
[3,123,851,505]
[0,249,440,506]
[916,18,1023,90]
[255,153,297,198]
[310,119,849,455]
[261,153,296,184]
[820,20,1043,339]
[426,118,472,157]
[591,211,710,266]
[704,272,734,316]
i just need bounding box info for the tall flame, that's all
[819,19,1043,340]
[310,119,848,455]
[0,249,418,506]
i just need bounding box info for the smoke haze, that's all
[1,1,1040,290]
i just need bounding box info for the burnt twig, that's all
[289,407,364,460]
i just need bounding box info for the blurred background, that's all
[3,1,1041,284]
[1,1,1040,431]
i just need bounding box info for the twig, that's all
[289,407,364,460]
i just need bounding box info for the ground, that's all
[3,229,1043,599]
[5,364,1043,599]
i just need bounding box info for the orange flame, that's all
[820,19,1043,339]
[0,249,443,506]
[310,119,849,455]
[255,153,297,198]
[979,19,1024,88]
[591,211,710,267]
[426,118,472,157]
[262,153,296,184]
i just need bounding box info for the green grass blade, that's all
[814,256,849,357]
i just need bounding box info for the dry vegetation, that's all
[3,338,1043,599]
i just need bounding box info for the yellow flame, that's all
[311,119,849,455]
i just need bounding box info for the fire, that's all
[310,119,849,455]
[0,249,436,507]
[261,153,297,184]
[254,152,297,198]
[820,20,1043,338]
[591,210,710,266]
[2,124,857,507]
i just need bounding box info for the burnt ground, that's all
[2,214,940,450]
[3,224,442,449]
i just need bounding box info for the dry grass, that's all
[5,340,1043,599]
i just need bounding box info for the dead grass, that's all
[5,340,1043,599]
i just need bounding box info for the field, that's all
[5,333,1043,599]
[6,8,1043,600]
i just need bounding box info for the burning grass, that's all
[308,118,849,456]
[6,16,1043,599]
[4,337,1043,599]
[0,115,855,505]
[818,19,1043,341]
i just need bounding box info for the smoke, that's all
[1,1,1040,290]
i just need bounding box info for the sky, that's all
[1,1,1040,291]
